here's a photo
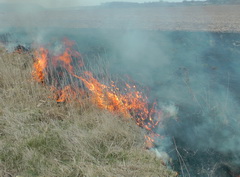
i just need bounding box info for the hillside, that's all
[0,48,177,176]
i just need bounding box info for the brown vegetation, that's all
[0,48,176,176]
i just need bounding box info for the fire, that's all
[50,85,85,103]
[32,38,162,149]
[32,47,48,83]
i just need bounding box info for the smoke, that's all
[1,1,240,176]
[96,30,240,175]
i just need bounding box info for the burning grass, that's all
[0,47,176,176]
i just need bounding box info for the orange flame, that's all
[50,85,85,103]
[32,38,162,148]
[32,47,48,83]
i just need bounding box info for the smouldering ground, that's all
[1,4,240,32]
[0,48,176,176]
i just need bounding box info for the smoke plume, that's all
[1,1,240,176]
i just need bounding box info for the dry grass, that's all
[0,47,176,176]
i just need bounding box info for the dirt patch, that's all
[1,4,240,32]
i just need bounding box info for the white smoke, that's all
[1,0,240,175]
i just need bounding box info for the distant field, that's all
[0,4,240,32]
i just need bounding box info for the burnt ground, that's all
[1,4,240,176]
[1,29,240,176]
[1,4,240,32]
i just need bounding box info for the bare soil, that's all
[1,4,240,32]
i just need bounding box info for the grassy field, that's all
[0,48,177,176]
[1,4,240,32]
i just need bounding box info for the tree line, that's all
[207,0,240,3]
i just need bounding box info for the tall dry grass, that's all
[0,47,176,176]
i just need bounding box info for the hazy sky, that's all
[65,0,185,6]
[0,0,204,7]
